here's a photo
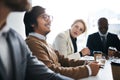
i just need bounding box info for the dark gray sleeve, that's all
[86,35,94,56]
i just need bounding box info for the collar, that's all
[29,32,46,40]
[70,34,77,41]
[0,24,10,37]
[98,31,108,37]
[69,29,77,41]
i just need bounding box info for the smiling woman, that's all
[7,0,120,51]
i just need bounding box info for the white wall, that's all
[7,0,120,51]
[7,0,32,40]
[7,12,26,39]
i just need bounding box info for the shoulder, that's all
[29,36,47,47]
[88,32,99,37]
[56,30,69,39]
[108,32,117,36]
[9,28,25,42]
[108,32,119,39]
[26,35,38,42]
[26,36,45,46]
[9,28,30,55]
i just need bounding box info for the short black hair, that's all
[98,17,108,26]
[24,6,45,36]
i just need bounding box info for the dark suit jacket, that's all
[86,32,120,56]
[0,29,73,80]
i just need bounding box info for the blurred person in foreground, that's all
[53,19,90,60]
[86,17,120,57]
[0,0,74,80]
[24,6,100,79]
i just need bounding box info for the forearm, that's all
[49,64,89,79]
[56,51,85,67]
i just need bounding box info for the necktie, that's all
[101,36,106,50]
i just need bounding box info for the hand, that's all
[81,47,90,56]
[88,62,100,76]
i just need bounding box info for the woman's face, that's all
[70,21,85,38]
[34,13,51,36]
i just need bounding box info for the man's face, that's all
[34,13,51,36]
[98,18,108,34]
[4,0,31,11]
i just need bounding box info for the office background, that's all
[7,0,120,51]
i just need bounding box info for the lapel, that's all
[7,31,22,80]
[67,30,74,53]
[69,36,74,52]
[99,33,109,46]
[0,59,7,80]
[106,33,110,46]
[97,33,104,47]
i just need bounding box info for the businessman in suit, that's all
[86,17,120,56]
[0,0,73,80]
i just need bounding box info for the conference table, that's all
[79,56,113,80]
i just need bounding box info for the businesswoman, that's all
[53,19,90,59]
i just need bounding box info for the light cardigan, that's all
[53,29,80,60]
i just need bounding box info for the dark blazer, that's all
[0,29,73,80]
[86,32,120,56]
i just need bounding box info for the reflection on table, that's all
[79,58,113,80]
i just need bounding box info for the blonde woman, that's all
[53,19,90,59]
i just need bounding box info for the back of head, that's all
[2,0,31,11]
[23,6,45,36]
